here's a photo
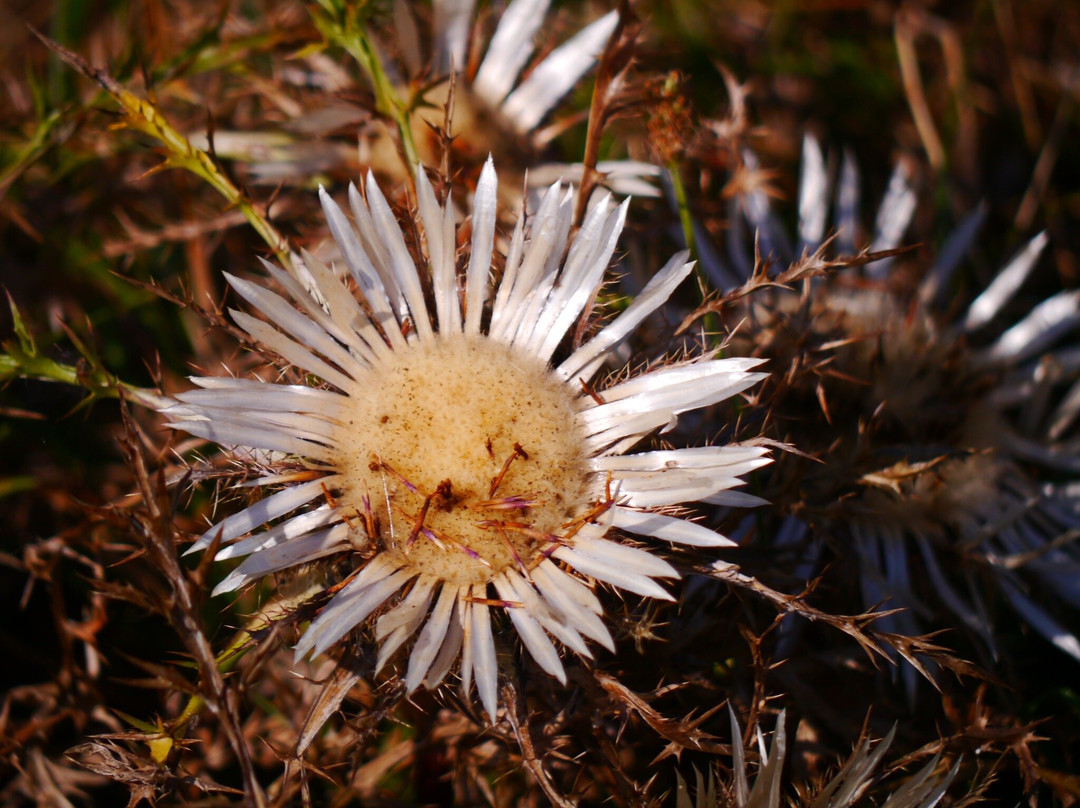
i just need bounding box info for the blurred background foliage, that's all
[2,0,1080,805]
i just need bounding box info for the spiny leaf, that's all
[6,292,36,356]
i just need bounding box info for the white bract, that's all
[399,0,661,198]
[418,0,619,135]
[165,159,768,720]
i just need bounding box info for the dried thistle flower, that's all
[424,0,618,136]
[382,0,661,199]
[711,134,1080,679]
[165,159,768,720]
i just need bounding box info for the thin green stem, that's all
[2,294,168,411]
[666,160,723,344]
[667,159,697,261]
[311,7,419,176]
[0,109,66,200]
[32,29,297,276]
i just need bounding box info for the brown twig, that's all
[573,1,638,226]
[118,397,268,807]
[502,682,577,808]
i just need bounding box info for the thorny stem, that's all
[119,399,268,807]
[168,579,324,749]
[0,350,163,410]
[30,28,297,277]
[3,293,170,411]
[503,682,578,808]
[704,562,919,673]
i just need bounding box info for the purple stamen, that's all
[471,495,540,511]
[420,527,446,550]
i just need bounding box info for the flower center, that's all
[334,334,594,586]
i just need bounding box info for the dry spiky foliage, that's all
[675,710,966,808]
[4,1,1080,806]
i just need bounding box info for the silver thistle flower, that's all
[166,159,768,720]
[431,0,618,135]
[393,0,661,198]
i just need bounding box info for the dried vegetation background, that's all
[2,0,1080,806]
